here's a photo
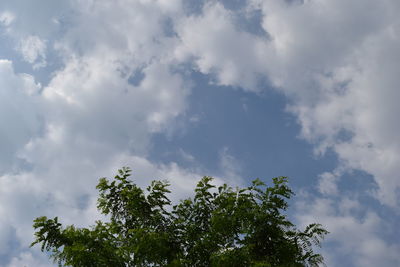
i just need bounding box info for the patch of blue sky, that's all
[149,70,338,190]
[162,16,177,37]
[233,8,267,37]
[335,170,400,236]
[181,0,267,37]
[182,0,206,15]
[127,68,146,87]
[0,30,15,57]
[0,32,63,86]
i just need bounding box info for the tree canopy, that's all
[32,167,328,267]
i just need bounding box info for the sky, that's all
[0,0,399,266]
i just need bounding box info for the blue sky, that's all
[0,0,400,266]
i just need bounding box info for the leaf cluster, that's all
[32,167,328,267]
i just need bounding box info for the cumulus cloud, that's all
[0,11,14,27]
[170,1,400,265]
[244,0,400,207]
[0,152,207,267]
[172,0,400,207]
[0,60,41,174]
[244,1,400,265]
[42,56,188,154]
[296,195,400,267]
[17,35,47,67]
[175,2,270,91]
[0,0,71,37]
[7,252,51,267]
[218,147,243,185]
[0,1,231,265]
[317,171,339,196]
[1,0,400,266]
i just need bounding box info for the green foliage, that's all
[32,167,328,267]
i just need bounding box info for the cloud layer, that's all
[0,0,399,266]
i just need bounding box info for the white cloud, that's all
[0,11,14,27]
[172,1,400,264]
[242,1,400,263]
[42,56,189,154]
[296,195,400,267]
[0,135,211,265]
[317,171,339,196]
[175,2,270,91]
[17,35,47,68]
[0,1,230,264]
[171,0,400,207]
[178,148,196,162]
[218,147,243,186]
[0,60,41,174]
[247,0,400,207]
[7,251,52,267]
[0,0,71,37]
[0,0,399,265]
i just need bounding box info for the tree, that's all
[32,167,328,267]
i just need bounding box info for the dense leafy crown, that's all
[32,167,328,267]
